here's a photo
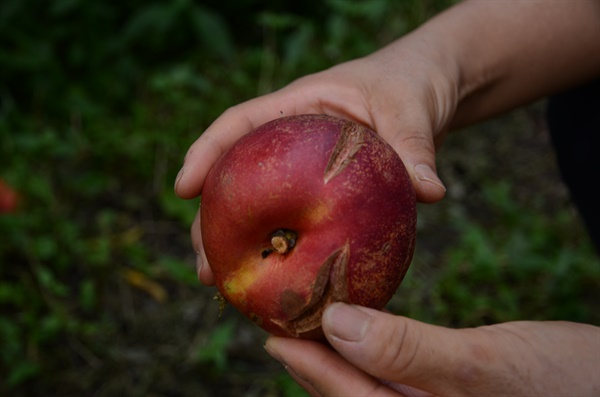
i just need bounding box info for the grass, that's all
[391,180,600,327]
[1,1,598,396]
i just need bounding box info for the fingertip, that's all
[198,255,216,286]
[174,164,205,200]
[383,129,445,204]
[264,335,284,360]
[413,164,446,203]
[174,145,201,199]
[174,130,227,199]
[174,167,185,195]
[174,171,201,200]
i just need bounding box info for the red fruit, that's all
[0,180,19,213]
[201,114,417,338]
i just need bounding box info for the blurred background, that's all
[1,0,598,396]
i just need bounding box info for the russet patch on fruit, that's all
[201,114,417,338]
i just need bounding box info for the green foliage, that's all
[441,183,599,325]
[0,0,237,122]
[392,182,600,327]
[276,373,310,397]
[1,0,594,396]
[0,0,455,125]
[194,320,236,373]
[3,1,445,394]
[0,85,206,393]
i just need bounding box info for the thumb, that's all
[321,303,480,395]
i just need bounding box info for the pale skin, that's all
[175,0,600,395]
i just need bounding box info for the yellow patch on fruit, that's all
[222,258,264,301]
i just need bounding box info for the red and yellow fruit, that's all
[201,114,416,338]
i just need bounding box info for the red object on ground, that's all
[0,179,19,213]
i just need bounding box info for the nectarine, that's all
[201,114,416,338]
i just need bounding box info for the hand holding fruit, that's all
[177,53,452,285]
[264,304,600,397]
[175,0,600,288]
[175,0,600,394]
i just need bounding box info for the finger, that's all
[265,336,403,397]
[321,303,478,396]
[191,208,215,285]
[175,97,285,199]
[382,382,436,397]
[282,363,323,397]
[375,110,446,204]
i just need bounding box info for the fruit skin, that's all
[201,114,417,338]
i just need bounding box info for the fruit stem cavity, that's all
[270,229,297,255]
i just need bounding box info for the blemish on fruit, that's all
[280,289,307,318]
[324,122,365,184]
[261,248,273,259]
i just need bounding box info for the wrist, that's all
[425,0,600,129]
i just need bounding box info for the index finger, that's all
[175,92,305,199]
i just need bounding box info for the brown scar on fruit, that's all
[280,289,307,319]
[275,242,350,337]
[324,122,365,184]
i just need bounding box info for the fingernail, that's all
[414,164,446,192]
[174,167,184,191]
[323,303,370,342]
[264,339,283,362]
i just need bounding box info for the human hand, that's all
[175,38,457,284]
[175,0,600,287]
[264,303,600,397]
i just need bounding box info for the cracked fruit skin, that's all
[201,114,417,338]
